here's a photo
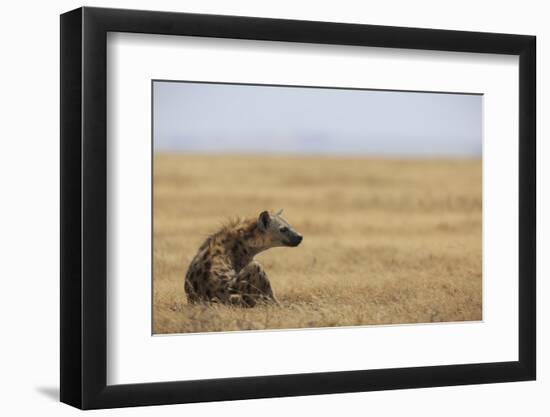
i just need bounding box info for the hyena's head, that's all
[256,210,303,248]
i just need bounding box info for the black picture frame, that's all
[60,6,536,410]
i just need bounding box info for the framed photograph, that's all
[60,6,536,409]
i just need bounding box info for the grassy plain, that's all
[153,154,482,334]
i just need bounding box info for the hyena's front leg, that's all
[229,261,279,307]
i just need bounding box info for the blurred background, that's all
[153,81,482,157]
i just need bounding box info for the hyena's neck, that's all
[225,220,267,271]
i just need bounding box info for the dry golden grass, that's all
[153,153,482,334]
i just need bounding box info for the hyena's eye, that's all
[280,227,289,233]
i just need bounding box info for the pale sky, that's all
[153,81,482,157]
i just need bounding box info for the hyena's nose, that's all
[287,233,302,247]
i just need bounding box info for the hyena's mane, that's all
[199,217,257,250]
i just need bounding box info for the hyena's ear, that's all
[258,210,271,231]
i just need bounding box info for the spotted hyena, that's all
[184,210,303,307]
